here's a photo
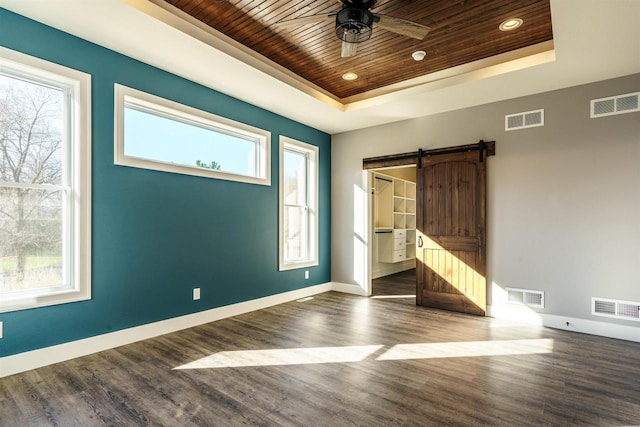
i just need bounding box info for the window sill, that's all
[279,260,319,271]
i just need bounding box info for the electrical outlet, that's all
[0,321,3,339]
[193,288,201,300]
[305,270,309,279]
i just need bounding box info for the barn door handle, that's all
[418,236,423,247]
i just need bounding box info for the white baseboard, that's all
[540,313,640,343]
[0,282,332,378]
[331,281,368,296]
[486,304,544,325]
[487,304,640,343]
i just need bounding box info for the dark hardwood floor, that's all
[371,268,416,306]
[2,280,640,426]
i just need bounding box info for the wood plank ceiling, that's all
[163,0,553,100]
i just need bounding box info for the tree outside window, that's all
[0,75,65,292]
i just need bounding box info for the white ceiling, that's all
[1,0,639,135]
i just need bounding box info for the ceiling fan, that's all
[276,0,431,58]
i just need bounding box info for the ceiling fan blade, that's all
[275,13,335,27]
[374,14,431,40]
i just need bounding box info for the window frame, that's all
[278,136,319,271]
[114,84,271,186]
[0,47,92,313]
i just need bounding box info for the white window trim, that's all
[0,47,92,313]
[114,84,271,186]
[279,136,319,271]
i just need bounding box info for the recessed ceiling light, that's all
[412,50,427,61]
[342,72,358,81]
[499,18,523,31]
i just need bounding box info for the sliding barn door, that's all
[416,150,486,316]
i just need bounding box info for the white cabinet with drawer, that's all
[378,230,408,263]
[389,250,406,263]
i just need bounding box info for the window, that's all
[0,47,91,312]
[114,85,270,185]
[279,136,318,270]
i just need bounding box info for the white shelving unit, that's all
[373,173,416,263]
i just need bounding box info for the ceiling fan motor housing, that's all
[335,7,374,43]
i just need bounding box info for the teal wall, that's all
[0,9,331,357]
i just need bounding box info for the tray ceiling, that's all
[5,1,638,134]
[163,0,553,100]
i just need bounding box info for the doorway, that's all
[370,166,417,301]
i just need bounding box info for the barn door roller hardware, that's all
[363,140,495,170]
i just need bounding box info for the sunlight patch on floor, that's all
[370,294,416,299]
[377,339,554,361]
[174,345,384,369]
[174,339,553,369]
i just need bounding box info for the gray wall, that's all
[332,73,640,327]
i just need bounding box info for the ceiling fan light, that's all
[335,7,374,43]
[341,40,358,57]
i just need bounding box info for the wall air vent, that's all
[591,92,640,118]
[506,288,544,308]
[505,109,544,131]
[592,297,640,321]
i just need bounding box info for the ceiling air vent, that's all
[592,297,640,322]
[591,92,640,118]
[506,288,544,308]
[505,109,544,131]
